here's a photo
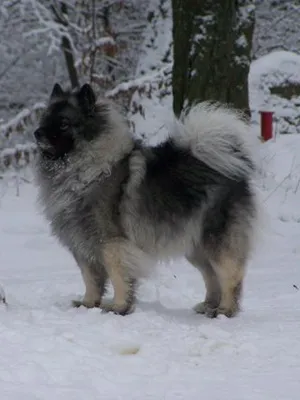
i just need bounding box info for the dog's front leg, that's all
[100,240,138,315]
[72,255,108,309]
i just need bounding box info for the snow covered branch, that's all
[0,143,37,171]
[0,103,45,140]
[105,64,172,104]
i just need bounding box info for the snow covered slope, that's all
[0,132,300,399]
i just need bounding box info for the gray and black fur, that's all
[33,83,259,318]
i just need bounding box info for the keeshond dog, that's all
[33,83,259,318]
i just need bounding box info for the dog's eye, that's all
[60,120,70,131]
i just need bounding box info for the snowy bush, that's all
[249,51,300,135]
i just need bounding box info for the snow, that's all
[236,2,256,27]
[94,37,115,47]
[1,137,300,399]
[134,0,172,77]
[236,33,248,48]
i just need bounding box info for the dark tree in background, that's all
[172,0,255,117]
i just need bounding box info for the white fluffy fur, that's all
[173,102,258,179]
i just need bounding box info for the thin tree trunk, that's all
[60,2,79,89]
[172,0,255,118]
[61,36,79,89]
[51,2,79,89]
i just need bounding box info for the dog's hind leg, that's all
[186,248,222,318]
[201,191,255,317]
[204,220,251,317]
[72,257,108,309]
[210,253,245,318]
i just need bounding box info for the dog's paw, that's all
[193,301,219,318]
[194,301,240,318]
[100,299,135,316]
[218,303,240,318]
[72,299,101,309]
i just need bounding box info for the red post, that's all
[260,111,274,142]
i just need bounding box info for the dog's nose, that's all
[34,128,44,140]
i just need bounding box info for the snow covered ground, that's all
[0,132,300,400]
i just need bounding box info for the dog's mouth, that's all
[34,128,56,154]
[35,138,56,154]
[36,142,63,160]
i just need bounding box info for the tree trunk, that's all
[172,0,255,118]
[51,2,79,89]
[60,2,79,89]
[61,35,80,89]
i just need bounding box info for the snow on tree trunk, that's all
[172,0,255,117]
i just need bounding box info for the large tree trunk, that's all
[172,0,255,118]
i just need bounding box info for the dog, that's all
[33,82,259,318]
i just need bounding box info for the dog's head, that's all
[34,83,109,159]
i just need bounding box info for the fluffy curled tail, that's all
[172,102,257,179]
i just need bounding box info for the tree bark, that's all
[172,0,255,118]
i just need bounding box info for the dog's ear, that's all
[50,83,64,100]
[78,83,96,113]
